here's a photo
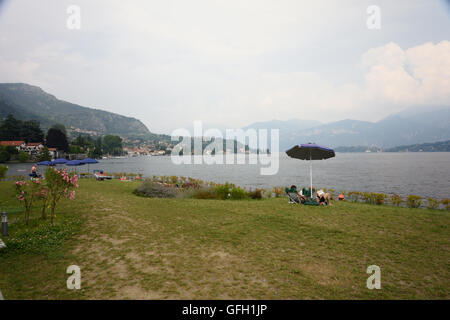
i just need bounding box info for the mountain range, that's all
[0,83,152,139]
[243,108,450,151]
[1,83,449,151]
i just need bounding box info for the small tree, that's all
[0,149,10,162]
[15,179,42,225]
[45,167,79,225]
[427,198,439,210]
[441,199,450,210]
[18,151,30,162]
[406,195,422,208]
[39,146,52,161]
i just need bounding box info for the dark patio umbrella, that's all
[65,160,85,173]
[66,160,84,166]
[286,143,335,196]
[52,158,68,165]
[37,161,54,166]
[80,158,99,174]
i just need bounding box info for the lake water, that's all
[5,152,450,200]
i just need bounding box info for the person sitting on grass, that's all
[316,189,332,205]
[298,187,308,203]
[287,185,298,203]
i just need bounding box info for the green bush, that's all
[348,191,361,202]
[0,165,8,179]
[248,189,262,199]
[133,181,181,198]
[406,195,422,208]
[427,198,439,210]
[441,199,450,210]
[192,188,217,199]
[18,151,30,162]
[374,193,386,205]
[0,150,10,162]
[230,187,249,200]
[215,183,233,200]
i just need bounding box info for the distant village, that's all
[122,138,173,157]
[0,114,174,163]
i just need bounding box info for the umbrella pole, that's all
[310,152,313,198]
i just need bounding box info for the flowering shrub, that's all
[406,195,422,208]
[427,198,440,210]
[14,179,42,225]
[389,194,403,206]
[45,167,79,225]
[440,199,449,210]
[271,187,284,198]
[348,191,361,202]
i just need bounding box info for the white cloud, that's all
[362,41,450,108]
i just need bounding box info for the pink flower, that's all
[18,195,24,201]
[69,190,76,200]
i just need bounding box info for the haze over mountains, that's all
[0,83,448,151]
[244,108,450,150]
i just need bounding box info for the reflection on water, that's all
[5,152,450,199]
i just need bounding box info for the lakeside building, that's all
[0,140,60,159]
[0,140,26,150]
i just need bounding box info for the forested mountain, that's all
[0,83,151,139]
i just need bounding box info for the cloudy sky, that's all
[0,0,449,133]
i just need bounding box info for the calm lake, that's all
[5,152,450,199]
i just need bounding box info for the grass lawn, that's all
[0,179,449,299]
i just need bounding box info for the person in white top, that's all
[316,189,331,205]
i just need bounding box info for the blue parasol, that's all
[65,160,85,173]
[37,161,54,166]
[286,143,335,196]
[52,158,68,164]
[80,158,99,174]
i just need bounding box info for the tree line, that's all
[0,114,123,162]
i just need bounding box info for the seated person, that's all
[298,187,308,203]
[30,164,38,178]
[285,185,298,203]
[316,189,332,205]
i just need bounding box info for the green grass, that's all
[0,179,449,299]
